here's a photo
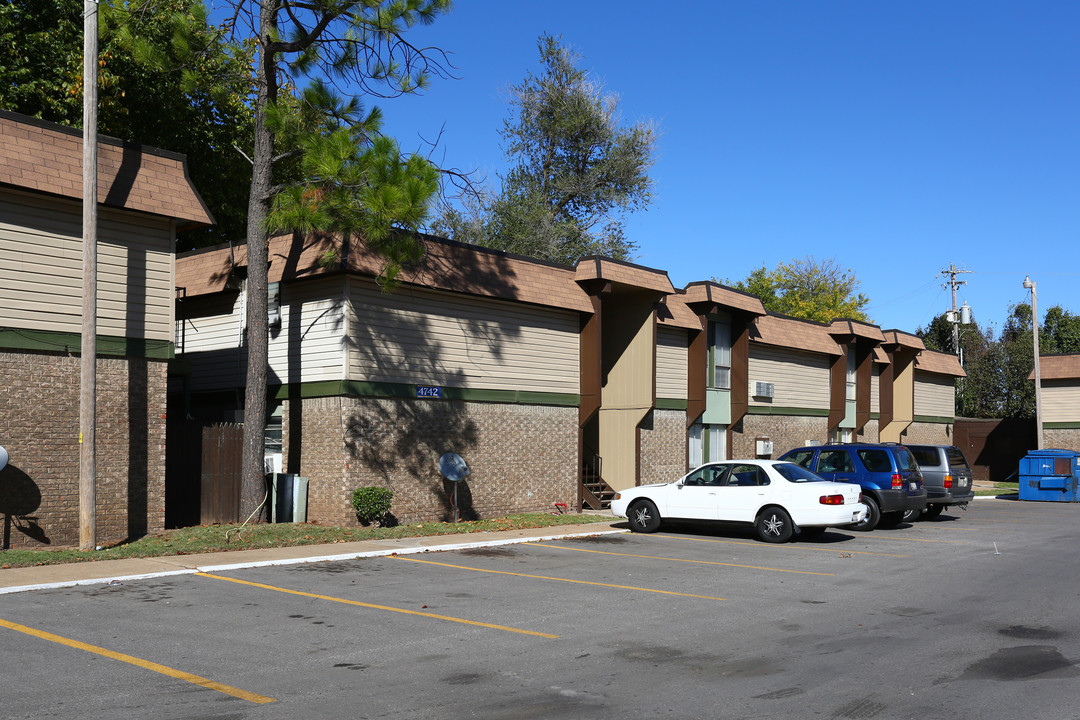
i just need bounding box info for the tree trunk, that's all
[239,2,278,522]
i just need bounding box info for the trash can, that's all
[1018,449,1080,502]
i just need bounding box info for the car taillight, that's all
[820,494,845,505]
[943,475,953,489]
[892,473,902,488]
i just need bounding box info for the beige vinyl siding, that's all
[346,278,579,394]
[179,279,347,391]
[748,345,830,410]
[0,189,174,340]
[656,327,688,399]
[913,371,955,417]
[1043,381,1080,423]
[268,279,346,384]
[178,294,248,392]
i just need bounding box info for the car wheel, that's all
[902,508,921,523]
[797,526,827,541]
[627,500,662,533]
[853,496,880,531]
[878,511,905,528]
[755,507,794,543]
[923,504,944,519]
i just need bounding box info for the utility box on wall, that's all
[270,473,309,522]
[1018,449,1080,502]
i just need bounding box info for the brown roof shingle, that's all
[177,233,596,314]
[0,110,214,229]
[750,314,843,356]
[1031,353,1080,380]
[914,350,966,377]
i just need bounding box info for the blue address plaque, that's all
[416,386,442,399]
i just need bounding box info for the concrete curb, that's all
[0,527,628,596]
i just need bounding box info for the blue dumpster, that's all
[1018,449,1080,502]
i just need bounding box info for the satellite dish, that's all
[0,445,7,472]
[439,452,470,483]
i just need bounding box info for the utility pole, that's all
[1024,276,1044,450]
[80,0,99,551]
[940,263,972,355]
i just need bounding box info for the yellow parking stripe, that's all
[653,534,911,557]
[196,573,558,639]
[394,556,726,601]
[0,617,274,704]
[853,534,969,544]
[530,543,834,576]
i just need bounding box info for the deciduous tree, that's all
[726,256,870,323]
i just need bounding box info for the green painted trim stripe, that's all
[746,406,830,417]
[913,415,955,424]
[0,327,174,360]
[1045,422,1080,430]
[655,398,688,410]
[273,380,579,407]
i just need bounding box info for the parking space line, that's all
[652,534,911,557]
[195,573,559,639]
[393,556,726,601]
[0,617,275,704]
[530,543,834,575]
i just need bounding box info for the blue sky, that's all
[280,1,1080,336]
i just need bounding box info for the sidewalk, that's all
[0,519,627,595]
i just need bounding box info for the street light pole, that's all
[1023,276,1043,450]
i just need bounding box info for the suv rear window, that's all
[894,447,917,471]
[856,449,892,473]
[909,447,938,467]
[945,447,970,469]
[818,450,854,473]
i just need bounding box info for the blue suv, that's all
[779,443,928,531]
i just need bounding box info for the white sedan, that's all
[610,460,867,542]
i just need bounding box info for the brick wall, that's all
[635,410,686,483]
[734,414,830,458]
[1044,429,1080,452]
[639,409,687,484]
[0,350,166,548]
[285,396,578,525]
[901,421,954,445]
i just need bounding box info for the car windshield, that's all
[774,463,828,483]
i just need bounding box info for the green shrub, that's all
[351,486,394,525]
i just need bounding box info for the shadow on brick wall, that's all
[0,463,49,548]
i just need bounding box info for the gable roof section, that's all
[914,349,966,377]
[0,110,213,230]
[1030,353,1080,380]
[574,256,675,295]
[657,291,705,330]
[750,314,843,356]
[176,233,595,314]
[829,319,886,343]
[681,281,767,316]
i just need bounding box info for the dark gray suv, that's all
[904,444,975,520]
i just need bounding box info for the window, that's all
[708,425,727,463]
[818,450,854,473]
[846,346,857,401]
[689,424,703,468]
[685,464,728,486]
[729,464,769,486]
[857,449,891,473]
[785,450,815,469]
[711,321,731,389]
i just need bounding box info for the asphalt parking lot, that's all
[3,497,1080,720]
